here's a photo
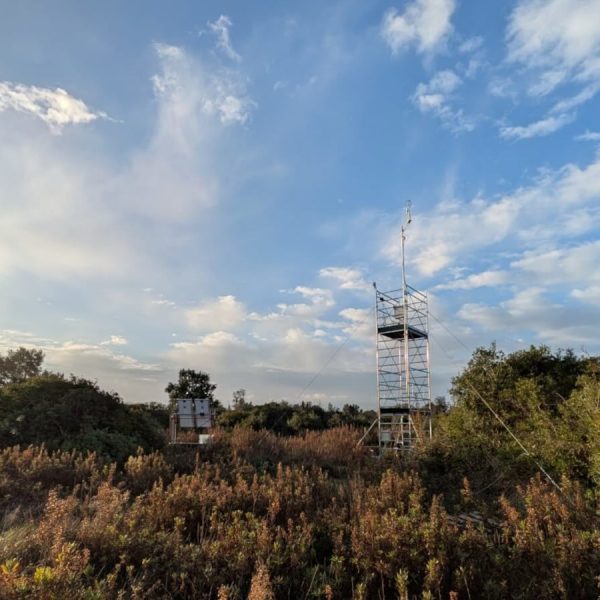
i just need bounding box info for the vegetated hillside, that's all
[0,344,599,599]
[0,374,167,462]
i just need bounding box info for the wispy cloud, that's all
[208,15,242,63]
[381,0,456,55]
[383,153,600,276]
[152,43,255,126]
[435,270,509,290]
[507,0,600,101]
[412,69,475,132]
[0,81,107,133]
[0,330,161,375]
[101,335,128,346]
[491,1,600,139]
[458,36,483,54]
[499,112,575,140]
[319,267,372,292]
[576,130,600,142]
[507,0,600,84]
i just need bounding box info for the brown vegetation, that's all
[0,427,599,599]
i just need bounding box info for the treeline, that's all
[0,350,376,462]
[216,397,376,434]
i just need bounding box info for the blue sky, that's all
[1,0,600,407]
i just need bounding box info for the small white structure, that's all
[169,398,213,444]
[194,398,211,428]
[177,399,195,429]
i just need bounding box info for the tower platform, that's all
[377,323,427,340]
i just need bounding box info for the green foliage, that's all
[0,374,165,462]
[166,369,217,412]
[216,400,376,435]
[450,343,593,420]
[0,347,45,386]
[421,344,600,501]
[129,402,170,429]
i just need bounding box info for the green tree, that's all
[0,347,45,386]
[0,374,165,461]
[421,344,600,500]
[165,369,217,411]
[287,402,327,433]
[450,344,592,422]
[232,388,250,410]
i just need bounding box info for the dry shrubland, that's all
[0,427,599,599]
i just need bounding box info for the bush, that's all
[0,375,166,461]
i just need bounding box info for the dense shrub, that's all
[0,438,599,599]
[0,375,166,461]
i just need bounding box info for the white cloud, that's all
[202,81,256,125]
[169,324,371,382]
[507,0,600,104]
[151,299,177,308]
[457,288,556,333]
[381,0,456,55]
[383,154,600,276]
[101,335,128,346]
[507,0,600,80]
[572,285,600,304]
[488,77,517,99]
[412,70,475,132]
[186,295,247,331]
[0,81,107,133]
[152,43,255,127]
[163,274,375,403]
[120,42,256,221]
[551,84,600,114]
[0,39,262,287]
[339,307,373,340]
[458,36,483,54]
[319,267,372,292]
[435,270,509,290]
[0,120,138,279]
[172,330,245,352]
[576,130,600,141]
[457,286,600,347]
[208,15,242,62]
[512,241,600,286]
[425,69,462,94]
[497,1,600,138]
[0,329,163,402]
[277,287,335,318]
[384,196,518,276]
[293,286,333,302]
[49,341,160,372]
[499,112,574,140]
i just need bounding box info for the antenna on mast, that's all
[401,200,412,293]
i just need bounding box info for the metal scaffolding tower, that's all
[374,203,431,451]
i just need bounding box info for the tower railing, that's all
[375,284,431,451]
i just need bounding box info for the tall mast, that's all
[401,202,412,406]
[374,199,430,452]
